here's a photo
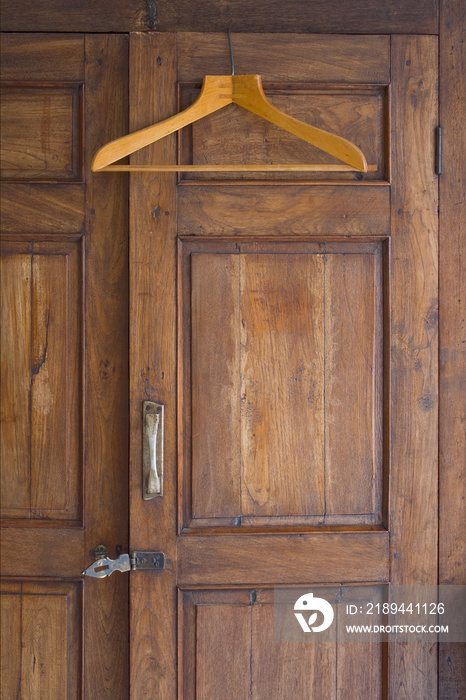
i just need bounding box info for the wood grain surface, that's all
[439,0,466,696]
[389,35,439,700]
[0,2,438,34]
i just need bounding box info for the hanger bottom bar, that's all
[96,164,378,173]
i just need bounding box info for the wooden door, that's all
[0,34,129,698]
[129,33,438,698]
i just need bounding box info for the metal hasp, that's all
[143,400,164,499]
[82,551,165,578]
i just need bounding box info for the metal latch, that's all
[83,549,165,578]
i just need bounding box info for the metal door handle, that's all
[143,401,164,499]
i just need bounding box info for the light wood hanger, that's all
[92,42,376,173]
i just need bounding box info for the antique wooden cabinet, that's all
[1,1,464,698]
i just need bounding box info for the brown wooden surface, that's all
[0,582,21,698]
[0,184,85,234]
[439,0,466,697]
[125,31,442,697]
[1,33,129,699]
[0,1,439,33]
[191,253,241,518]
[180,588,383,700]
[181,239,383,529]
[0,580,81,699]
[1,84,83,181]
[129,33,178,699]
[179,83,386,183]
[389,36,439,699]
[178,186,390,235]
[178,533,389,585]
[82,34,129,700]
[239,253,324,517]
[324,252,382,515]
[196,604,251,698]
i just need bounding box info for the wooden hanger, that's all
[92,74,376,174]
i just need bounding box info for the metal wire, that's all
[228,29,235,76]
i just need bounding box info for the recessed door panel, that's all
[180,239,384,529]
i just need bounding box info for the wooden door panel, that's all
[130,32,438,698]
[179,589,383,700]
[178,186,390,236]
[178,83,387,182]
[177,533,389,585]
[0,33,129,698]
[0,83,83,181]
[1,239,82,522]
[181,239,384,529]
[1,580,81,699]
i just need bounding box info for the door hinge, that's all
[435,126,442,175]
[82,550,165,578]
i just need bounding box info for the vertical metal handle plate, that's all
[143,401,164,499]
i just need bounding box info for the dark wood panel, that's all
[178,532,389,585]
[178,186,390,236]
[389,36,439,699]
[129,33,178,700]
[0,2,438,33]
[439,0,466,697]
[0,184,85,234]
[0,528,83,577]
[82,34,129,700]
[1,84,83,182]
[0,34,84,81]
[178,33,390,83]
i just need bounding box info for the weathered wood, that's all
[196,605,251,698]
[240,253,325,516]
[0,1,439,34]
[389,36,439,699]
[324,252,382,516]
[178,33,391,82]
[0,253,31,514]
[1,84,82,181]
[0,34,84,80]
[129,33,178,700]
[0,240,82,522]
[178,186,390,236]
[83,34,129,700]
[439,0,466,697]
[0,583,21,699]
[191,253,241,518]
[178,533,389,585]
[251,604,337,698]
[0,184,85,234]
[0,528,83,577]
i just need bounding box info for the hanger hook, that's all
[227,29,235,76]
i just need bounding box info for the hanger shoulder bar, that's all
[92,76,234,171]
